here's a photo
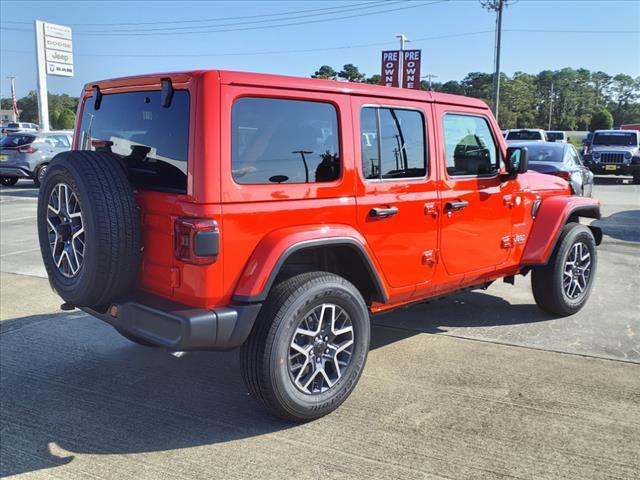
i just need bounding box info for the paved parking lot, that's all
[1,177,639,479]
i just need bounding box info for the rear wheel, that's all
[1,177,18,186]
[33,163,48,187]
[240,272,370,422]
[532,223,597,316]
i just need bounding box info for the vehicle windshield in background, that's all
[506,130,543,141]
[78,90,190,193]
[592,132,637,147]
[0,134,35,148]
[546,132,564,141]
[524,144,564,163]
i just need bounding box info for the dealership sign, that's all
[42,22,74,77]
[380,49,422,89]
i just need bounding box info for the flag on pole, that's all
[11,78,19,119]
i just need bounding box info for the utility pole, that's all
[7,76,17,122]
[481,0,510,122]
[548,82,554,131]
[422,74,439,91]
[395,33,409,87]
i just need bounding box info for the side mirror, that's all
[506,146,528,175]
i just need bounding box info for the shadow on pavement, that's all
[593,176,633,185]
[0,182,39,199]
[592,210,640,243]
[1,291,552,477]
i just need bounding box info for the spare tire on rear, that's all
[37,151,141,307]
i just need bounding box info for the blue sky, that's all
[1,0,639,99]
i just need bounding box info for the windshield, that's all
[0,135,35,148]
[506,130,543,141]
[7,123,19,128]
[78,89,190,193]
[523,144,564,163]
[592,132,637,147]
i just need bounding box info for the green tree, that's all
[365,74,381,85]
[311,65,337,80]
[338,64,365,83]
[590,108,613,130]
[57,109,75,129]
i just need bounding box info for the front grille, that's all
[600,152,624,164]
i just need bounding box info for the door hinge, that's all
[422,249,438,265]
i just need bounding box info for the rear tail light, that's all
[17,145,38,154]
[174,217,219,265]
[551,171,571,181]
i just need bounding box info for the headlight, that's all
[593,152,600,159]
[624,151,632,160]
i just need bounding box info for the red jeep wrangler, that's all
[37,70,601,421]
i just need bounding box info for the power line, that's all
[71,1,406,33]
[0,1,448,36]
[0,1,387,26]
[0,30,495,59]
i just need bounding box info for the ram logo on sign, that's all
[43,22,74,77]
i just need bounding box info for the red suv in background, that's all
[37,70,601,421]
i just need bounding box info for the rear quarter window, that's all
[231,97,340,184]
[78,90,190,193]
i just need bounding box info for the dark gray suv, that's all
[0,131,72,186]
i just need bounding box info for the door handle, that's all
[444,200,469,211]
[369,206,399,218]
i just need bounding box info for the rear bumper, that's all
[0,166,33,178]
[82,292,261,351]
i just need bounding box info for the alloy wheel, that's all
[46,183,85,278]
[288,303,355,394]
[563,241,592,300]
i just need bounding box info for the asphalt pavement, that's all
[1,177,639,479]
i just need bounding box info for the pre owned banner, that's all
[402,50,422,89]
[380,50,400,87]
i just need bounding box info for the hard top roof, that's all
[83,69,489,109]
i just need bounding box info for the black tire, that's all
[37,151,141,307]
[33,163,48,187]
[633,174,640,185]
[532,223,597,316]
[1,177,18,186]
[240,272,370,422]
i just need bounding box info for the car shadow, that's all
[592,209,640,243]
[593,175,632,185]
[0,182,39,199]
[1,290,553,477]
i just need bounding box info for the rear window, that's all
[592,132,637,147]
[0,135,35,148]
[78,90,190,193]
[7,123,19,128]
[525,144,564,162]
[546,132,565,142]
[231,97,340,184]
[506,130,544,141]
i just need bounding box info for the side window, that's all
[443,114,499,176]
[360,106,426,180]
[231,97,340,184]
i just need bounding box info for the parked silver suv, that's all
[0,131,73,186]
[584,130,640,184]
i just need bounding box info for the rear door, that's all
[352,96,439,298]
[435,106,514,280]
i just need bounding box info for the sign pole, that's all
[395,34,408,88]
[34,20,49,132]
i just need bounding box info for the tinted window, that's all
[78,90,190,193]
[231,98,340,184]
[546,132,564,142]
[443,114,499,176]
[506,130,544,141]
[0,135,35,147]
[360,107,426,180]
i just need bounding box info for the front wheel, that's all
[633,173,640,185]
[532,223,597,316]
[33,164,48,187]
[240,272,370,422]
[1,177,18,186]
